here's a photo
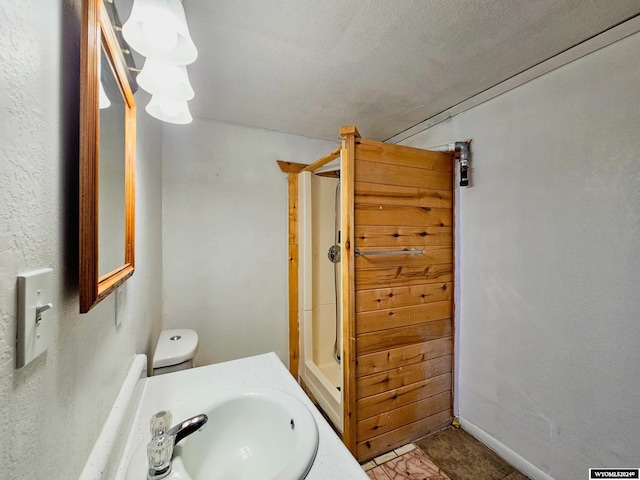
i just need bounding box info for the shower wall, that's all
[299,171,343,432]
[344,137,456,461]
[310,174,341,369]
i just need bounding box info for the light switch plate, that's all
[17,268,54,368]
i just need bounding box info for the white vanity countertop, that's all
[114,352,368,480]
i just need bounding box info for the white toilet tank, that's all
[152,329,199,376]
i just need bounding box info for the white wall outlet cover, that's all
[17,268,54,368]
[115,287,124,327]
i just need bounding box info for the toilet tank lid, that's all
[153,329,199,369]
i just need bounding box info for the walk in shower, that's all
[298,169,343,432]
[283,127,458,457]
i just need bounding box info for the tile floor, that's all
[362,427,530,480]
[362,443,450,480]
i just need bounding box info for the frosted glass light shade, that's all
[146,95,193,124]
[137,58,194,101]
[122,0,198,65]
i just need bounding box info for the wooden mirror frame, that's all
[80,0,136,313]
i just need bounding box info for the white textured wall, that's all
[402,32,640,480]
[0,1,163,478]
[162,120,337,366]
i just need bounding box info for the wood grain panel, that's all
[355,204,452,228]
[288,245,299,377]
[356,409,452,461]
[357,319,452,355]
[357,372,452,420]
[356,354,452,399]
[355,225,452,248]
[356,264,453,290]
[356,283,452,313]
[355,246,452,269]
[356,337,453,377]
[342,132,357,455]
[277,160,307,173]
[287,173,299,377]
[355,160,452,191]
[349,132,455,461]
[357,391,451,439]
[355,139,454,172]
[340,125,361,137]
[288,174,298,245]
[357,301,451,334]
[301,146,341,172]
[355,182,452,209]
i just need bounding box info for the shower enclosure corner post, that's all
[339,126,358,455]
[287,172,300,378]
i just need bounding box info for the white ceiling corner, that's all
[180,0,640,141]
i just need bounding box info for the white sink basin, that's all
[126,387,319,480]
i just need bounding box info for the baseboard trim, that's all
[458,417,556,480]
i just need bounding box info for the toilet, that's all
[152,329,199,376]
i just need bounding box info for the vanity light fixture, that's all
[146,95,193,125]
[122,0,197,124]
[137,58,194,101]
[122,0,197,65]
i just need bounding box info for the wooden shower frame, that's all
[277,126,359,452]
[279,126,457,456]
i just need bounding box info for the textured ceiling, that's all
[182,0,640,141]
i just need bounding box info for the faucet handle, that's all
[150,410,172,437]
[147,435,173,477]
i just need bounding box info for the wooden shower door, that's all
[344,134,455,461]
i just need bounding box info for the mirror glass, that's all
[98,44,127,276]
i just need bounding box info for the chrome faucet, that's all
[147,412,208,480]
[165,413,208,445]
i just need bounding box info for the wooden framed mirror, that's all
[80,0,136,313]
